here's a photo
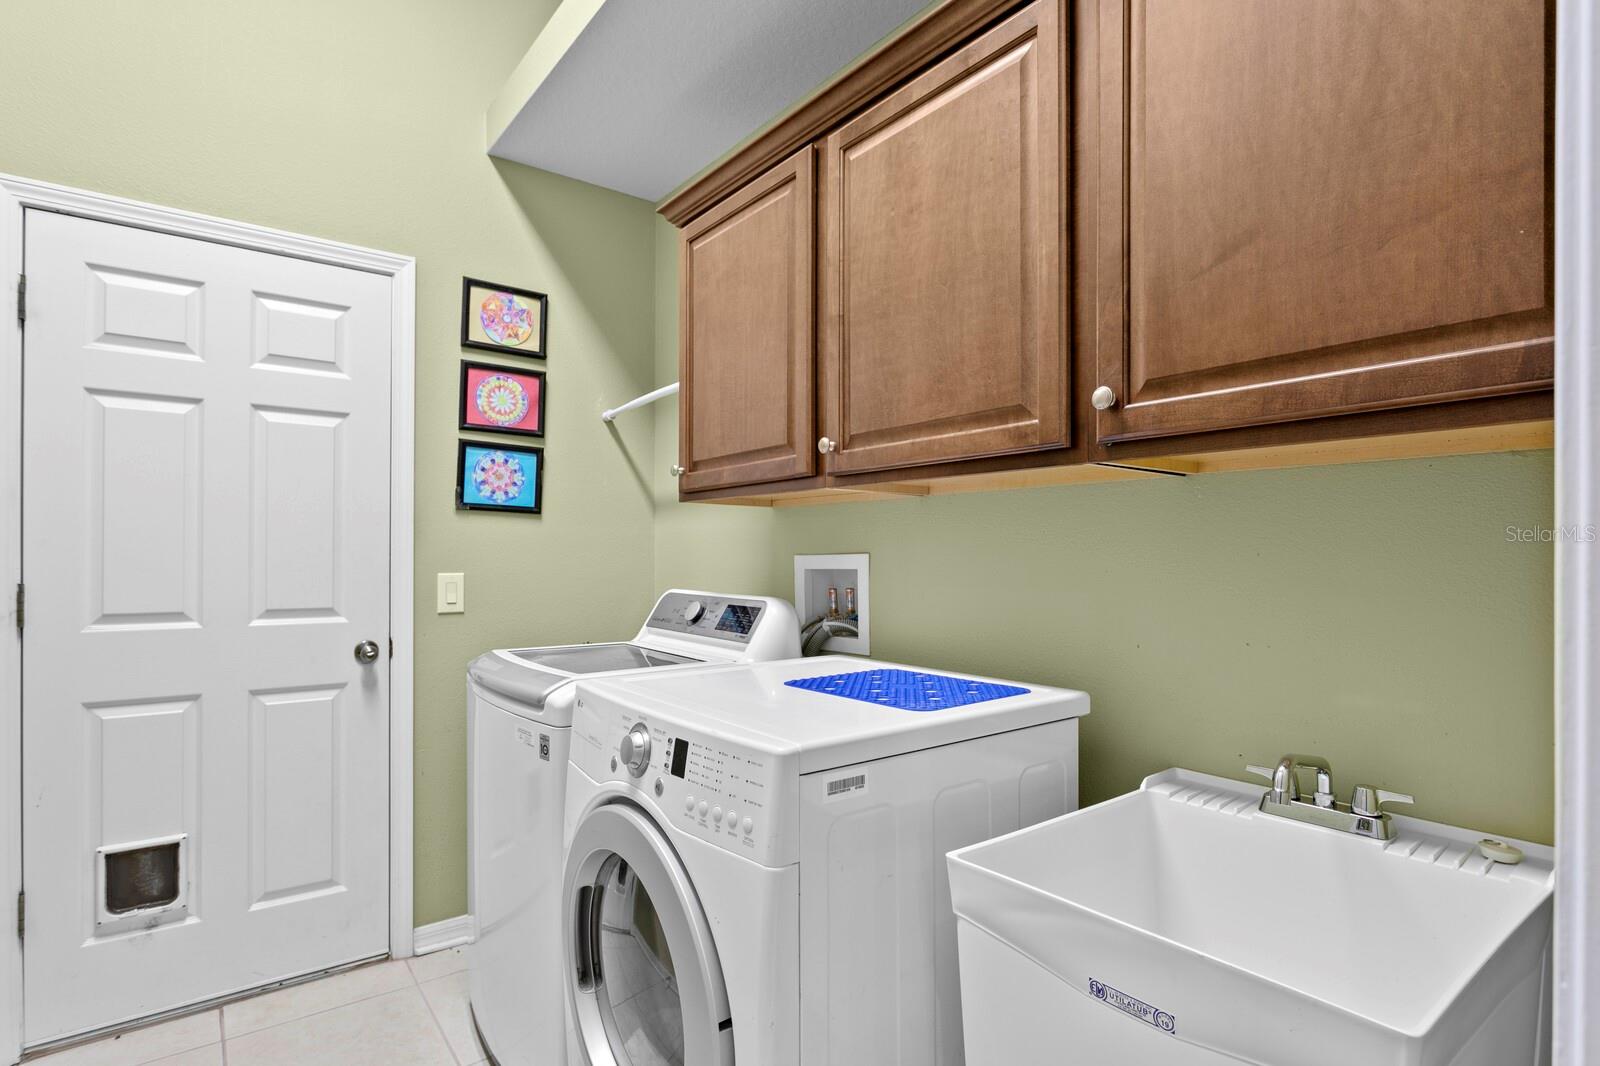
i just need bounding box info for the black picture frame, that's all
[455,439,545,515]
[458,360,547,439]
[460,276,549,358]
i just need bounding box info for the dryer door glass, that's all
[596,857,681,1064]
[565,804,733,1066]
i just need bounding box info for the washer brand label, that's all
[824,772,867,800]
[515,727,552,761]
[1088,979,1176,1035]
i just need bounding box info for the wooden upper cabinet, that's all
[678,148,816,492]
[819,0,1068,476]
[1093,0,1554,445]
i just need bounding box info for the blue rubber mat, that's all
[785,668,1029,711]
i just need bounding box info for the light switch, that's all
[437,572,465,614]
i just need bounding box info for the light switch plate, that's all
[437,572,465,614]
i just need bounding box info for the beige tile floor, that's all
[29,948,484,1066]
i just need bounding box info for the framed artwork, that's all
[459,360,545,438]
[461,276,548,357]
[456,440,544,514]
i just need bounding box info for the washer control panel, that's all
[574,698,789,865]
[645,592,767,645]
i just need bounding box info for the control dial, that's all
[682,599,705,624]
[619,722,652,777]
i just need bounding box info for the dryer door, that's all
[564,803,734,1066]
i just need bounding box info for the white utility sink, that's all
[947,769,1553,1066]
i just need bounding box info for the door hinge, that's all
[16,890,23,940]
[15,273,24,326]
[13,583,21,635]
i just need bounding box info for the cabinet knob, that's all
[1090,385,1118,411]
[669,464,685,477]
[817,436,837,454]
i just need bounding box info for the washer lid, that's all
[469,643,700,710]
[511,644,699,674]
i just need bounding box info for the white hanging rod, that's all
[601,381,679,422]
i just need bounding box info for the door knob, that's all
[1090,386,1118,410]
[669,465,685,477]
[817,437,837,454]
[354,640,380,665]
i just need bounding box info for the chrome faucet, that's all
[1246,754,1413,840]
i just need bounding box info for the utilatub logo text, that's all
[1089,978,1176,1035]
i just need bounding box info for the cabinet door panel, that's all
[679,149,816,492]
[821,0,1067,475]
[1095,0,1552,444]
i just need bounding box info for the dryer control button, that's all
[725,810,738,828]
[742,817,754,835]
[697,801,709,817]
[684,795,696,813]
[712,806,723,823]
[619,723,651,777]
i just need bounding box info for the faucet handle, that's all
[1244,764,1297,804]
[1350,785,1414,818]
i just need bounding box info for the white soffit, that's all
[487,0,934,203]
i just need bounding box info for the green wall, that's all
[650,220,1556,844]
[0,0,663,926]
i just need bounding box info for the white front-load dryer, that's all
[467,591,798,1066]
[561,656,1090,1066]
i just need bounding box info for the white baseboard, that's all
[413,915,474,955]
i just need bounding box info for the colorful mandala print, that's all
[471,450,527,504]
[479,291,535,347]
[476,374,530,426]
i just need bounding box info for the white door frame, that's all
[1555,1,1599,1061]
[0,174,417,1062]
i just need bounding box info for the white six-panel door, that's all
[21,210,392,1045]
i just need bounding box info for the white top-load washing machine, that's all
[561,656,1090,1066]
[467,590,799,1066]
